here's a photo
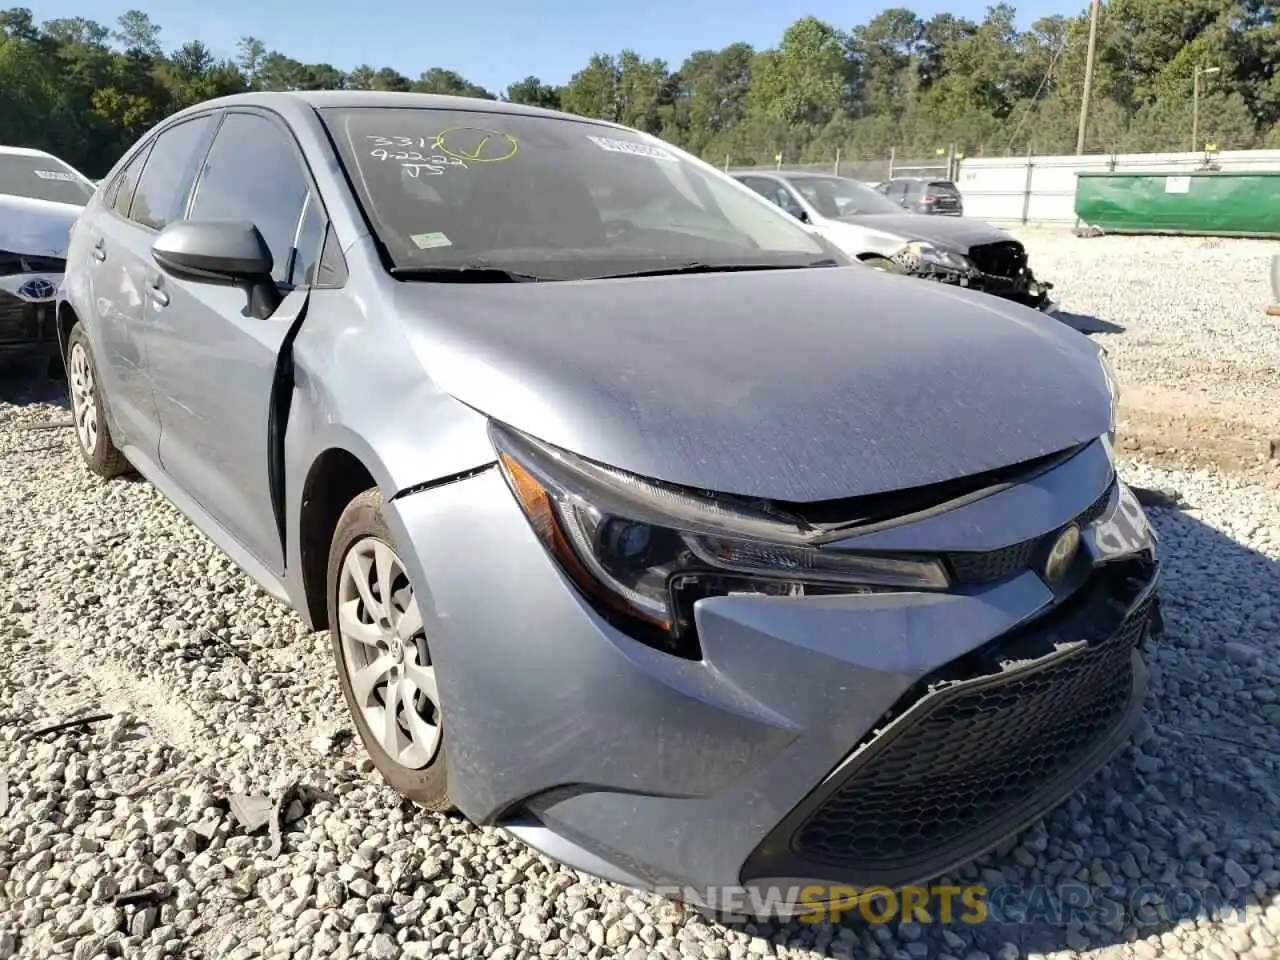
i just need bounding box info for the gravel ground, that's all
[2,236,1279,960]
[1009,229,1280,484]
[1009,230,1280,420]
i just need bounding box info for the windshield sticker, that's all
[410,232,452,250]
[586,136,678,163]
[433,127,519,163]
[33,170,79,182]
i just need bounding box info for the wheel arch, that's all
[56,300,80,363]
[297,445,380,630]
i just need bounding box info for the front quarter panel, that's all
[814,220,905,259]
[285,243,498,498]
[279,248,499,623]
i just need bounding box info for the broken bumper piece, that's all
[891,241,1055,311]
[740,556,1158,894]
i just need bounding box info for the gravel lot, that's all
[1009,229,1280,485]
[2,234,1280,960]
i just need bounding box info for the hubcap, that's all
[337,537,440,768]
[69,342,98,455]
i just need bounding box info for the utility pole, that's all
[1191,65,1220,154]
[1075,0,1101,156]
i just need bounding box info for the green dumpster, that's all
[1075,170,1280,238]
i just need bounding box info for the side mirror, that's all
[795,208,810,224]
[152,220,280,319]
[152,220,273,284]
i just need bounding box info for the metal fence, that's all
[956,148,1280,225]
[723,150,956,185]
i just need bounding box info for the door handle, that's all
[89,239,106,263]
[147,280,169,308]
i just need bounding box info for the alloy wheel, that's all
[69,342,98,455]
[337,536,440,768]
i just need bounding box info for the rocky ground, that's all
[1009,229,1280,488]
[1,233,1279,960]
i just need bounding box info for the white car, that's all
[0,145,96,370]
[731,169,1054,311]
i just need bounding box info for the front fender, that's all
[814,223,905,260]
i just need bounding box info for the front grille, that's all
[0,295,51,345]
[968,241,1027,280]
[946,480,1115,584]
[948,539,1037,584]
[788,569,1154,876]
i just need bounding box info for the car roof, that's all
[727,169,844,180]
[165,90,618,129]
[0,145,62,159]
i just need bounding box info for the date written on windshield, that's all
[369,147,467,166]
[366,136,469,177]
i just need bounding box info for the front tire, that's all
[66,325,129,479]
[327,488,452,811]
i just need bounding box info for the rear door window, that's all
[128,115,215,231]
[109,143,153,216]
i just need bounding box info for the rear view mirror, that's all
[152,220,273,284]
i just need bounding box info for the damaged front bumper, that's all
[891,241,1055,312]
[384,437,1159,914]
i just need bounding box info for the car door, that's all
[146,109,326,575]
[80,115,215,453]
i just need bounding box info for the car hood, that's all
[392,266,1110,502]
[836,213,1013,253]
[0,193,82,260]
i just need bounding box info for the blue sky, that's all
[28,0,1074,95]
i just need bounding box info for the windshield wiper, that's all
[390,265,544,283]
[594,259,840,280]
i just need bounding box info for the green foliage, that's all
[1,2,1276,179]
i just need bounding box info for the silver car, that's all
[60,91,1159,916]
[732,170,1053,310]
[0,146,96,371]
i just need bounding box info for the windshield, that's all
[0,153,94,206]
[783,175,903,219]
[321,107,833,281]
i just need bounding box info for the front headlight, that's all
[491,423,950,656]
[894,241,973,274]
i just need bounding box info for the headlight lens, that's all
[893,241,973,274]
[491,423,950,656]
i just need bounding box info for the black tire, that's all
[326,487,453,811]
[861,256,903,274]
[65,325,130,479]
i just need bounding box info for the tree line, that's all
[1,2,1276,180]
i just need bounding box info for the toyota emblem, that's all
[16,278,57,301]
[1043,524,1081,583]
